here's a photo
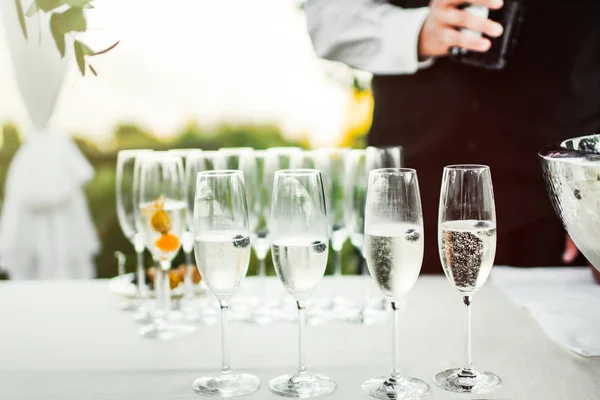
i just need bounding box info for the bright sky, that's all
[0,0,349,146]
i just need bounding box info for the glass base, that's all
[434,368,501,393]
[362,376,429,400]
[118,298,138,311]
[133,307,153,323]
[139,322,195,340]
[192,373,260,397]
[269,373,336,398]
[345,307,388,326]
[241,302,280,325]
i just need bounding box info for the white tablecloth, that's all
[492,266,600,357]
[0,275,599,399]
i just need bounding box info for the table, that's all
[1,275,599,399]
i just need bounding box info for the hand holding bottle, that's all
[418,0,504,59]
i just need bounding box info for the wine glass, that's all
[134,152,195,340]
[192,170,260,397]
[116,149,152,317]
[315,148,349,278]
[343,149,383,325]
[292,148,350,321]
[269,169,336,397]
[264,147,303,318]
[216,148,259,317]
[361,168,429,399]
[365,146,403,312]
[365,146,403,170]
[217,148,255,214]
[168,149,202,317]
[185,150,220,323]
[434,165,500,393]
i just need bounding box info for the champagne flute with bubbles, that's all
[135,152,195,340]
[434,165,500,394]
[192,170,260,397]
[264,147,303,318]
[269,169,336,397]
[361,168,429,399]
[116,149,152,318]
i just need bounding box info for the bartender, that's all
[305,0,600,272]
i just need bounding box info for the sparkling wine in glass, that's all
[361,168,429,400]
[134,152,195,340]
[264,147,303,318]
[216,147,260,316]
[269,169,336,397]
[434,164,501,393]
[192,170,260,397]
[116,149,152,317]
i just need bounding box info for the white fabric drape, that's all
[0,1,100,279]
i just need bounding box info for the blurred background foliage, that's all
[0,80,371,280]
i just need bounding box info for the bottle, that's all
[449,0,526,70]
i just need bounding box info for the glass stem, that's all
[390,301,404,383]
[184,249,194,298]
[160,261,171,324]
[136,250,147,299]
[257,256,266,278]
[133,234,147,299]
[333,248,342,277]
[220,300,232,377]
[295,301,308,378]
[462,295,473,373]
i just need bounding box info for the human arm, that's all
[304,0,504,75]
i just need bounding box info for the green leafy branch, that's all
[15,0,119,76]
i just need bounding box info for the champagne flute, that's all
[246,150,278,323]
[269,169,336,397]
[434,165,500,393]
[168,149,201,316]
[217,148,258,316]
[264,147,303,319]
[343,149,384,325]
[315,148,349,280]
[116,149,152,317]
[365,146,403,312]
[185,150,220,323]
[134,152,195,340]
[292,148,350,322]
[361,168,429,399]
[192,170,260,397]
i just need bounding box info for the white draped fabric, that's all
[0,1,100,279]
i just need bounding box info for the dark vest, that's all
[370,0,600,228]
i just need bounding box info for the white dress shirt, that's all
[304,0,432,75]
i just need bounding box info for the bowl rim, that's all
[539,133,600,161]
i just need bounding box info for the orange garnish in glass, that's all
[155,233,180,252]
[151,209,171,234]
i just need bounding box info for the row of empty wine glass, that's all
[116,146,405,326]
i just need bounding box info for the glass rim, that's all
[117,149,153,157]
[168,148,201,155]
[370,167,416,175]
[198,169,243,177]
[366,145,403,151]
[313,147,351,153]
[265,147,303,154]
[218,147,254,154]
[275,168,321,176]
[349,148,366,154]
[444,164,490,171]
